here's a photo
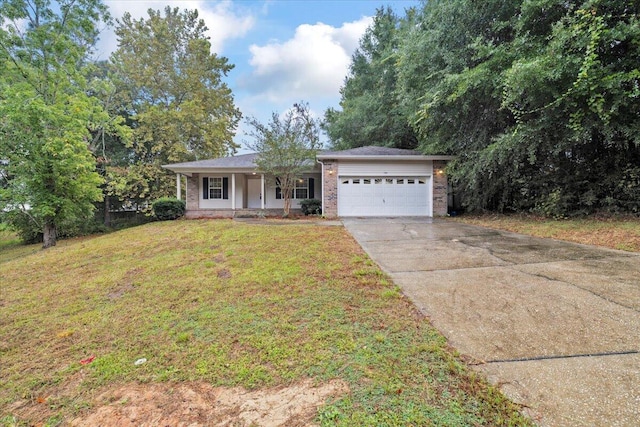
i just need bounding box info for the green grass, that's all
[454,214,640,252]
[0,229,40,264]
[0,220,531,426]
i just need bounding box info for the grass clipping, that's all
[0,220,531,426]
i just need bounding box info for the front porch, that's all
[178,172,320,218]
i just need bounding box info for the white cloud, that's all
[96,0,254,59]
[240,16,372,104]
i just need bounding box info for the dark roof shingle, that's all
[317,146,422,157]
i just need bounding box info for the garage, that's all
[338,176,431,216]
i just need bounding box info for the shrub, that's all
[299,198,322,216]
[152,198,186,220]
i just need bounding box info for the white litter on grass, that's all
[134,358,147,366]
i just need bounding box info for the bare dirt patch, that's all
[70,379,349,427]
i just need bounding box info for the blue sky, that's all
[99,0,420,151]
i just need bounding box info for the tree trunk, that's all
[282,186,292,217]
[42,220,57,249]
[283,195,290,217]
[104,194,111,227]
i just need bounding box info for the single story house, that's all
[162,146,454,218]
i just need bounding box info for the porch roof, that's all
[162,152,319,176]
[162,153,260,175]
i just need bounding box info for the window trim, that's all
[209,177,223,199]
[202,176,229,200]
[275,177,315,200]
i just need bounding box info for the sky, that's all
[97,0,420,151]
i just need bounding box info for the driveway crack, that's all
[480,349,640,365]
[516,268,640,314]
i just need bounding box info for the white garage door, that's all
[338,176,430,216]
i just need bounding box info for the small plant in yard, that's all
[151,197,185,220]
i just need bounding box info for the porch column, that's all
[260,173,265,210]
[231,173,236,210]
[176,174,181,200]
[319,162,324,215]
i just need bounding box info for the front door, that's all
[247,178,262,208]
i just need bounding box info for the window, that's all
[209,177,223,199]
[275,177,314,199]
[202,176,229,200]
[294,178,308,199]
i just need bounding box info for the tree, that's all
[323,7,418,150]
[498,0,640,215]
[245,102,322,217]
[0,0,116,247]
[397,0,520,211]
[396,0,640,215]
[109,6,241,204]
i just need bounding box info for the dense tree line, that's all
[0,1,240,246]
[324,0,640,216]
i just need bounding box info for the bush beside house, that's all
[152,198,186,220]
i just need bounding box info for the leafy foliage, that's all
[327,0,640,216]
[323,7,418,150]
[109,6,241,204]
[245,102,322,217]
[152,197,186,220]
[0,0,115,247]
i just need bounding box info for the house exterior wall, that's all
[432,160,448,216]
[263,174,321,209]
[337,160,432,176]
[181,158,448,218]
[234,174,245,208]
[186,173,199,212]
[185,172,320,217]
[329,159,448,217]
[322,160,338,218]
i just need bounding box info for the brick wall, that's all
[186,173,199,212]
[432,160,448,216]
[322,160,338,218]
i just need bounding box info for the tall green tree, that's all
[324,7,418,150]
[0,0,116,247]
[498,0,640,215]
[399,0,640,215]
[110,6,241,204]
[245,102,322,217]
[397,0,520,210]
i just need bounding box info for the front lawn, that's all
[0,220,530,426]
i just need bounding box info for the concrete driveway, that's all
[343,217,640,427]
